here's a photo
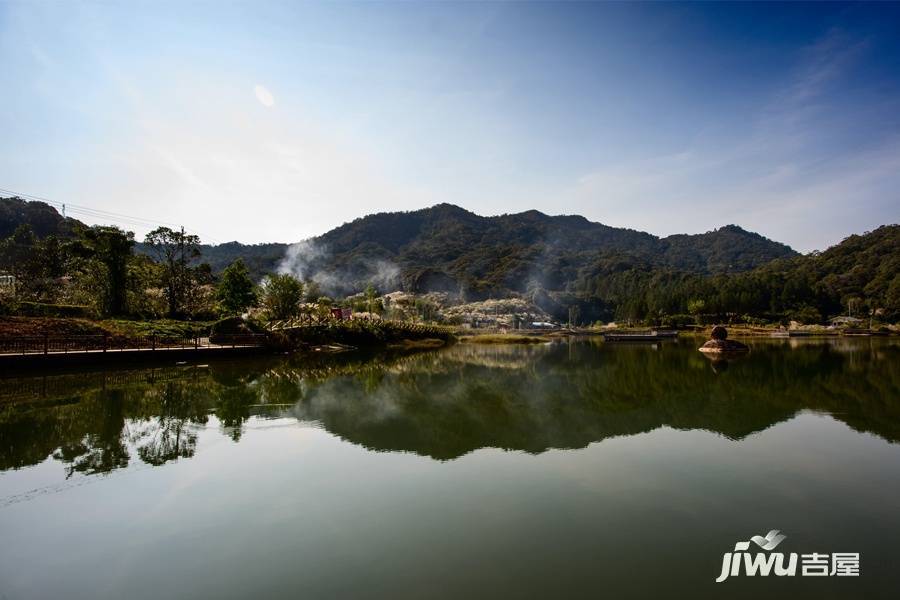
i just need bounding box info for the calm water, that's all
[1,338,899,599]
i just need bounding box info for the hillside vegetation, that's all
[2,196,897,324]
[296,204,797,296]
[572,225,899,324]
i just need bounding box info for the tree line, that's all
[1,219,897,326]
[0,222,387,323]
[0,223,227,319]
[561,225,900,325]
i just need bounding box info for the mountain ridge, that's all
[2,196,799,292]
[292,203,797,296]
[3,196,897,322]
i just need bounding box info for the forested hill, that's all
[1,198,796,290]
[0,197,289,281]
[0,196,80,238]
[168,240,288,281]
[1,196,897,322]
[283,204,797,294]
[577,224,900,324]
[319,205,796,277]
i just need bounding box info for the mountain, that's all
[1,197,797,293]
[277,203,797,296]
[0,197,80,239]
[0,197,289,281]
[579,224,900,323]
[2,196,896,321]
[751,224,900,319]
[156,240,288,281]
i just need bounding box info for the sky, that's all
[1,1,898,252]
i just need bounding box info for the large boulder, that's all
[699,326,749,354]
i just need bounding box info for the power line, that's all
[0,187,220,244]
[0,187,207,236]
[2,187,160,228]
[1,187,179,227]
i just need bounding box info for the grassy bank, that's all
[276,320,456,350]
[0,315,457,353]
[0,316,215,341]
[459,334,547,344]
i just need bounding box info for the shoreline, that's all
[0,344,272,373]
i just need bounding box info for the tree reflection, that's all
[1,339,898,474]
[215,386,258,442]
[53,390,130,477]
[131,382,210,465]
[286,339,900,459]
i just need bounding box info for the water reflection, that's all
[1,338,898,473]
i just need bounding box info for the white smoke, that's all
[366,259,401,290]
[277,239,327,281]
[277,239,401,296]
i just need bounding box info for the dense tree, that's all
[315,295,333,319]
[144,227,201,318]
[41,235,67,280]
[303,280,322,303]
[0,224,42,285]
[414,297,439,322]
[0,226,76,303]
[886,275,900,315]
[126,254,164,317]
[216,259,257,315]
[71,226,134,315]
[260,273,304,320]
[364,283,379,314]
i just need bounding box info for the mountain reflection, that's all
[1,339,898,473]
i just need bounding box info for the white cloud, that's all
[254,84,275,108]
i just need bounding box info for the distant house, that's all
[830,316,863,326]
[0,274,15,289]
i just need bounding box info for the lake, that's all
[1,337,899,599]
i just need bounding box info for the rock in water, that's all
[699,326,749,354]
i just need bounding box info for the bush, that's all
[210,316,267,344]
[283,319,454,348]
[18,301,97,319]
[660,314,695,328]
[103,319,213,338]
[211,316,267,336]
[695,314,720,326]
[738,314,770,326]
[788,305,822,325]
[0,295,17,316]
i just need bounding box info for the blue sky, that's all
[1,1,898,251]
